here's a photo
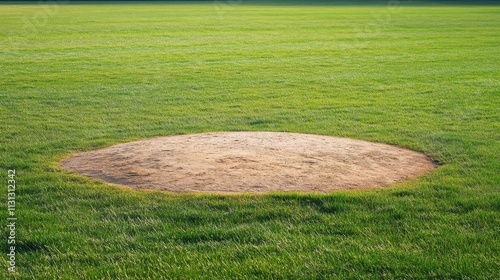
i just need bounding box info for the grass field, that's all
[1,2,499,279]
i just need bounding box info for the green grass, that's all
[1,2,499,279]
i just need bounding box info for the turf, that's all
[1,2,499,279]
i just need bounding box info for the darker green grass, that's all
[1,3,499,279]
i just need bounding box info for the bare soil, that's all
[61,132,436,193]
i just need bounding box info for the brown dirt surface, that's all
[60,132,437,193]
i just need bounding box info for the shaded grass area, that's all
[1,3,499,279]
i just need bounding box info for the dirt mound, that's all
[61,132,436,193]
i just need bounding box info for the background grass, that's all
[1,2,499,279]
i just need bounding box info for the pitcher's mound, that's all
[61,132,436,193]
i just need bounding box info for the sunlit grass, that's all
[0,3,499,279]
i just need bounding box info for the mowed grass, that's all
[1,2,499,279]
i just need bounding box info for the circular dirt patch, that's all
[61,132,436,193]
